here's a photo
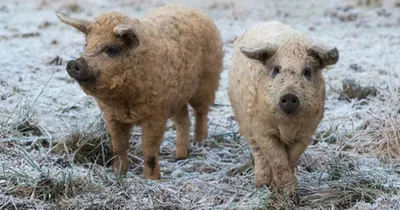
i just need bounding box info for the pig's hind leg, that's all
[172,104,191,160]
[189,78,219,143]
[141,118,167,179]
[189,95,211,144]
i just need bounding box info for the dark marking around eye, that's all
[271,66,281,78]
[105,45,120,58]
[303,67,312,80]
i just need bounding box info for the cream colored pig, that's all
[228,21,339,197]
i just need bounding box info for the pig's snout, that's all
[66,58,91,81]
[279,93,300,114]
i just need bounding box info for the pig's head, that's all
[57,12,140,97]
[240,40,338,121]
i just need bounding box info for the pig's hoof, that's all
[175,147,190,160]
[255,177,272,188]
[255,181,273,190]
[147,173,161,180]
[193,136,207,144]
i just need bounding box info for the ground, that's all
[0,0,400,209]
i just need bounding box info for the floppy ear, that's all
[307,45,339,69]
[240,43,278,63]
[56,12,90,34]
[113,24,140,48]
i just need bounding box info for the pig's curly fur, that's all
[228,21,335,195]
[59,4,223,179]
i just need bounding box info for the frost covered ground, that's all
[0,0,400,209]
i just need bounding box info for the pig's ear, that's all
[240,43,277,63]
[56,12,90,34]
[113,24,140,49]
[307,45,339,69]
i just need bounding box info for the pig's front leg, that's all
[254,149,273,188]
[247,137,273,187]
[141,118,167,179]
[105,118,132,175]
[256,135,298,192]
[287,138,312,170]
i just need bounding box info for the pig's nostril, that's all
[66,60,82,78]
[279,93,300,114]
[66,59,90,81]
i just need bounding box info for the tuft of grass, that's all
[1,73,54,140]
[326,158,356,181]
[0,117,44,138]
[299,158,400,209]
[9,172,88,202]
[340,79,378,101]
[313,125,344,145]
[207,130,241,149]
[350,87,400,158]
[210,130,241,142]
[53,116,114,167]
[0,102,44,138]
[1,147,100,203]
[300,176,397,209]
[264,191,298,210]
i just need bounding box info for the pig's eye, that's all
[271,66,281,78]
[105,46,120,58]
[303,67,312,80]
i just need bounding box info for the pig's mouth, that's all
[66,58,96,82]
[277,108,302,118]
[273,107,308,125]
[74,75,96,83]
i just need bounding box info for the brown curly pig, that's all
[228,21,339,199]
[57,4,223,179]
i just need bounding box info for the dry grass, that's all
[0,101,44,139]
[348,87,400,158]
[0,108,272,209]
[52,116,114,167]
[1,88,400,209]
[0,144,101,206]
[299,159,400,209]
[293,85,400,209]
[340,79,378,101]
[3,106,399,209]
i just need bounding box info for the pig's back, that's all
[141,4,222,69]
[142,4,218,42]
[137,4,222,114]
